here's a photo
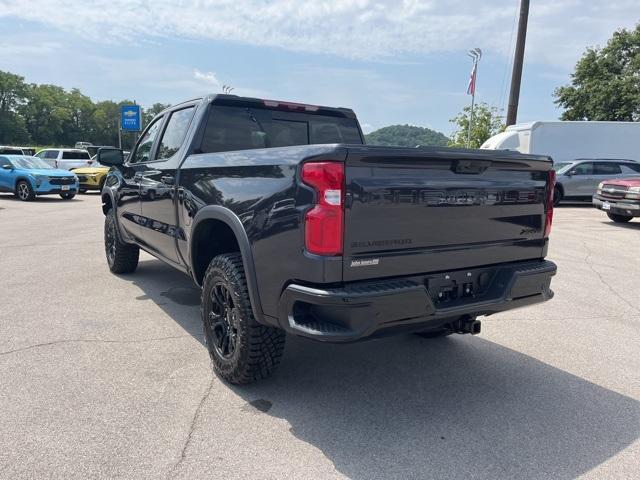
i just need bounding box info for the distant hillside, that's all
[365,124,449,147]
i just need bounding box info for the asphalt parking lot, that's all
[1,193,639,480]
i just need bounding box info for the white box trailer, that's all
[480,121,640,162]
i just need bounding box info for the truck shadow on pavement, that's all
[132,258,640,480]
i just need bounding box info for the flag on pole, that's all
[467,62,477,95]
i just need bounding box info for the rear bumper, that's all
[592,196,640,217]
[277,259,556,342]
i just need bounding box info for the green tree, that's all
[142,102,170,128]
[64,88,96,145]
[554,24,640,121]
[19,84,73,145]
[0,70,30,143]
[448,103,504,149]
[365,124,449,147]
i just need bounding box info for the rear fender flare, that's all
[190,206,265,324]
[101,187,130,242]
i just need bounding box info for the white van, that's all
[481,121,640,163]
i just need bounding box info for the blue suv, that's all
[0,155,79,201]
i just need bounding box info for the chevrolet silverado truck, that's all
[98,95,557,384]
[593,178,640,222]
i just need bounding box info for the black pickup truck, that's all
[98,95,557,384]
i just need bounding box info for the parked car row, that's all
[0,145,36,156]
[0,142,116,198]
[0,155,79,201]
[552,158,640,205]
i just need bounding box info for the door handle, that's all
[161,174,174,185]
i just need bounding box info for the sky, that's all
[0,0,638,135]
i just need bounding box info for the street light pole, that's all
[506,0,530,126]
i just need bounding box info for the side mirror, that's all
[98,147,124,167]
[2,164,14,170]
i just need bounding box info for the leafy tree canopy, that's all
[0,69,169,149]
[365,124,449,147]
[448,103,504,149]
[554,24,640,121]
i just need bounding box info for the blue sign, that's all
[120,105,141,131]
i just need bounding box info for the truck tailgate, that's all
[343,147,552,282]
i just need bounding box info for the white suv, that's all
[35,149,94,170]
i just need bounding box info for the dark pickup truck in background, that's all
[99,94,557,384]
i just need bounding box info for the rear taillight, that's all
[301,162,344,256]
[544,170,556,238]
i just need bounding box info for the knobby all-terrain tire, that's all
[104,208,139,274]
[607,212,633,223]
[201,253,285,384]
[15,180,35,201]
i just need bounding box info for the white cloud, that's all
[193,69,221,87]
[0,0,637,68]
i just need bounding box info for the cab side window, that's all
[156,107,195,160]
[571,162,593,175]
[130,117,163,164]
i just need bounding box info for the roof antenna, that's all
[222,85,234,94]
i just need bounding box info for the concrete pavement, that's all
[0,193,638,479]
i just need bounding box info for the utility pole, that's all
[506,0,530,126]
[466,48,482,148]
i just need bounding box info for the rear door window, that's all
[571,162,593,175]
[594,162,622,175]
[156,107,195,160]
[44,150,59,159]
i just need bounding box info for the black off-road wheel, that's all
[104,208,139,274]
[60,192,75,200]
[607,212,633,223]
[202,253,285,384]
[15,181,35,201]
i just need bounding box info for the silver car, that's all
[553,158,640,205]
